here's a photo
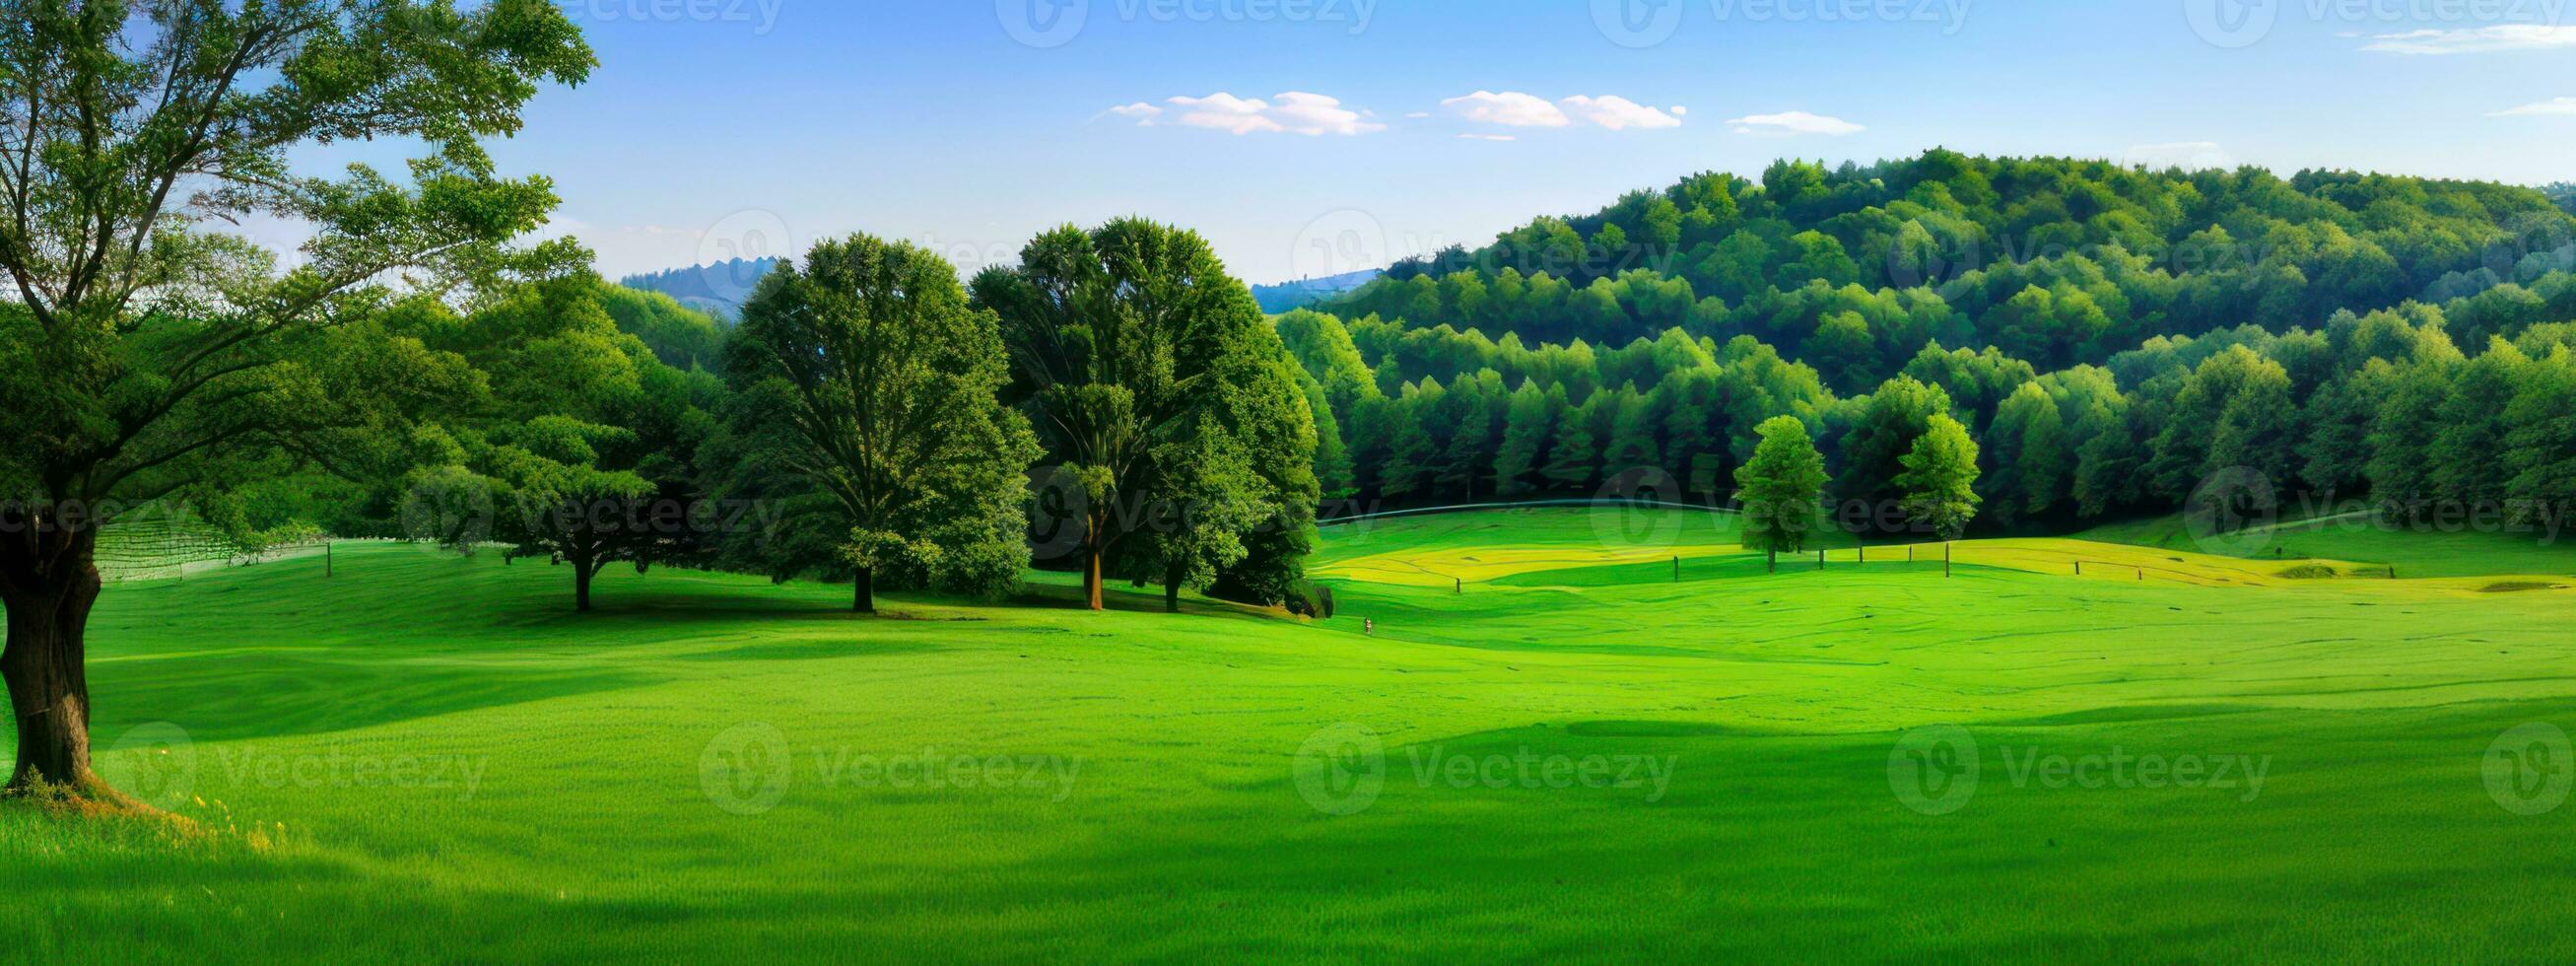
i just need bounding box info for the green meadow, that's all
[8,509,2576,961]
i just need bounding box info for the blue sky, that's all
[456,0,2576,285]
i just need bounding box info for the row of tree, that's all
[320,222,1322,617]
[1283,295,2576,542]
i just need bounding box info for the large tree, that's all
[427,278,720,612]
[1897,413,1984,541]
[973,219,1305,611]
[1734,416,1828,559]
[0,0,591,798]
[719,235,1039,613]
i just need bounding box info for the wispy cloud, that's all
[1560,96,1683,130]
[2360,25,2576,54]
[1440,91,1684,131]
[1726,110,1864,137]
[2492,97,2576,116]
[1117,92,1386,136]
[1104,102,1163,124]
[1457,133,1518,142]
[1440,91,1569,127]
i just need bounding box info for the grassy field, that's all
[8,509,2576,961]
[2081,510,2576,580]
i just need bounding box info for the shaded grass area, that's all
[4,518,2575,961]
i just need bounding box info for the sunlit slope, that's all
[1314,508,2569,590]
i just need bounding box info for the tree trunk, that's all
[572,551,597,613]
[2,526,103,794]
[1083,544,1105,612]
[1163,562,1184,613]
[853,567,874,614]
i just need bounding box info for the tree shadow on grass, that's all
[81,654,658,744]
[1008,578,1303,626]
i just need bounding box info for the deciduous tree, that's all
[975,220,1304,610]
[1734,416,1828,557]
[1898,414,1983,541]
[722,236,1040,613]
[0,0,591,797]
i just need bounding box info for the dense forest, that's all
[1289,150,2576,538]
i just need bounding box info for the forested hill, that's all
[1325,150,2574,382]
[1284,150,2576,539]
[1253,268,1381,313]
[618,257,779,318]
[599,284,728,373]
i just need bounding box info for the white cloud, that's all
[2360,25,2576,54]
[1670,105,1688,116]
[1441,91,1569,127]
[1105,102,1163,125]
[1440,91,1686,131]
[1560,96,1683,130]
[1403,111,1431,119]
[2492,97,2576,116]
[2121,141,2236,171]
[1725,110,1864,137]
[1159,92,1385,136]
[1457,133,1518,142]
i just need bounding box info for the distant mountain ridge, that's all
[618,257,779,318]
[1253,268,1381,314]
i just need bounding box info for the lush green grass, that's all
[7,514,2576,961]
